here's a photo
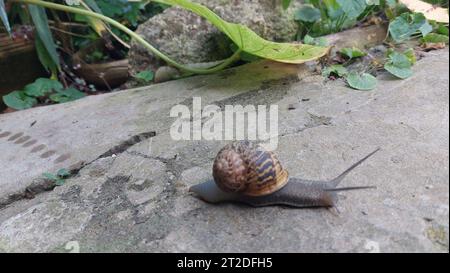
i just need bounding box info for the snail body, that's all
[190,141,380,208]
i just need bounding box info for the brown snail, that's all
[189,141,380,208]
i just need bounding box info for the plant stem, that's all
[12,0,241,74]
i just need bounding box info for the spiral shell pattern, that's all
[212,141,289,196]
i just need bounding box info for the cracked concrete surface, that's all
[0,48,448,253]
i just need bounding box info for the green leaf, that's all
[295,5,322,23]
[28,4,60,70]
[2,91,38,110]
[365,0,380,5]
[24,78,63,97]
[304,34,315,45]
[322,64,349,78]
[154,0,329,64]
[385,0,397,7]
[134,70,155,82]
[83,0,103,14]
[50,87,86,103]
[336,0,367,19]
[230,43,261,62]
[0,0,11,34]
[324,0,344,19]
[303,35,328,46]
[57,168,71,178]
[422,33,449,43]
[389,12,432,42]
[282,0,292,10]
[403,48,416,65]
[384,51,413,79]
[340,47,367,59]
[419,20,433,36]
[346,72,377,90]
[35,35,59,75]
[43,171,66,186]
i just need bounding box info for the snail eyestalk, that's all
[11,0,241,75]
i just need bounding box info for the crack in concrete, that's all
[0,131,157,210]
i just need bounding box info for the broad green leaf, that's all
[2,91,38,110]
[389,12,432,42]
[0,0,11,34]
[154,0,329,64]
[422,33,449,43]
[295,5,322,23]
[230,43,261,62]
[384,51,413,79]
[340,47,367,59]
[322,64,349,78]
[50,87,86,103]
[346,72,377,90]
[282,0,292,10]
[336,0,367,19]
[386,0,397,7]
[24,78,63,97]
[28,5,60,70]
[134,70,155,82]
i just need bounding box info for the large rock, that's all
[0,48,448,252]
[128,0,301,82]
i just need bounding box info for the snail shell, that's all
[212,141,288,197]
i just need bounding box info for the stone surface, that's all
[0,48,448,253]
[128,0,302,82]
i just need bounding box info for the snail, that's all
[189,141,380,208]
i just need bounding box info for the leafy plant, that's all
[43,168,71,186]
[295,4,322,23]
[388,12,432,42]
[340,47,367,59]
[154,0,330,64]
[303,34,328,46]
[322,64,349,78]
[134,70,154,83]
[2,0,329,74]
[2,78,85,110]
[384,50,415,79]
[422,33,449,43]
[294,0,381,39]
[346,72,378,90]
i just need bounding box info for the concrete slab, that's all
[0,48,448,253]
